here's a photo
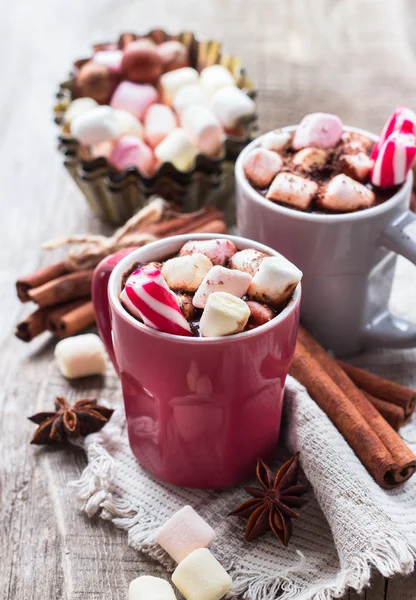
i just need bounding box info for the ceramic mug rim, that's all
[235,125,413,223]
[108,233,301,344]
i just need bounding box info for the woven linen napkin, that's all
[68,260,416,600]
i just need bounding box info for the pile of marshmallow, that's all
[62,38,255,175]
[120,238,302,337]
[243,108,416,213]
[129,505,231,600]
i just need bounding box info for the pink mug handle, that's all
[92,247,138,372]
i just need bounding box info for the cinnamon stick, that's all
[338,361,416,419]
[15,307,51,342]
[189,219,228,235]
[27,270,94,308]
[144,208,225,238]
[47,298,90,332]
[47,300,95,338]
[16,261,69,302]
[362,391,405,431]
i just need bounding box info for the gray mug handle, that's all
[362,210,416,348]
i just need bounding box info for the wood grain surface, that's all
[1,0,416,598]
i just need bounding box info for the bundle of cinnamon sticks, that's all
[289,326,416,489]
[15,200,228,342]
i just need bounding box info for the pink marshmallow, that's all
[110,81,159,121]
[92,50,123,72]
[145,104,177,149]
[179,238,237,266]
[156,505,216,563]
[243,148,283,188]
[110,135,155,176]
[292,112,343,150]
[193,265,252,308]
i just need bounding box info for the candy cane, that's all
[371,130,416,188]
[371,106,416,160]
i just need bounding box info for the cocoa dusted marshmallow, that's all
[199,292,250,337]
[243,148,283,188]
[173,84,210,114]
[248,256,302,308]
[181,105,224,156]
[200,64,235,96]
[176,293,198,321]
[246,301,275,329]
[211,86,255,128]
[341,131,372,154]
[229,249,267,276]
[179,238,237,266]
[162,254,213,292]
[292,112,343,149]
[266,173,318,210]
[260,130,291,152]
[193,265,252,309]
[160,67,199,104]
[340,152,374,182]
[154,128,198,172]
[292,147,328,171]
[319,174,375,212]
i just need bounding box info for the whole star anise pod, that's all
[230,454,309,546]
[28,397,114,445]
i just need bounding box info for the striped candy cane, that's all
[120,266,192,336]
[371,106,416,160]
[371,130,416,188]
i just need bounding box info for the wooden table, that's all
[1,0,416,598]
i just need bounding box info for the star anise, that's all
[28,397,114,445]
[230,454,309,546]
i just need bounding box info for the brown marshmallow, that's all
[292,147,328,171]
[266,173,318,210]
[246,301,275,329]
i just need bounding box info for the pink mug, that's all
[92,233,301,489]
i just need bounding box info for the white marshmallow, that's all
[181,105,224,156]
[114,109,143,137]
[145,104,177,148]
[179,238,237,266]
[341,152,374,182]
[211,86,255,128]
[266,173,318,210]
[229,248,267,276]
[292,147,328,170]
[172,548,232,600]
[319,174,375,212]
[248,255,302,307]
[71,106,122,145]
[199,292,250,337]
[200,64,235,96]
[54,333,107,379]
[162,254,213,292]
[64,98,98,130]
[173,84,210,114]
[193,265,252,308]
[160,67,199,104]
[155,128,198,172]
[260,130,291,152]
[129,576,176,600]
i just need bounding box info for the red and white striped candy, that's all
[371,106,416,160]
[120,266,192,336]
[370,130,416,188]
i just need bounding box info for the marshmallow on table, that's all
[110,81,159,120]
[109,135,155,176]
[193,265,252,309]
[172,548,232,600]
[64,98,98,131]
[248,255,302,308]
[54,333,107,379]
[93,50,123,71]
[155,128,198,172]
[181,105,224,156]
[173,84,209,114]
[71,106,123,145]
[199,291,250,337]
[243,148,283,188]
[319,174,375,211]
[292,147,328,171]
[211,86,255,128]
[114,109,144,137]
[292,112,343,150]
[121,39,163,83]
[160,67,199,104]
[162,254,213,292]
[157,40,190,72]
[266,173,318,210]
[156,505,216,563]
[129,576,176,600]
[229,248,267,276]
[260,130,291,152]
[145,104,177,148]
[200,64,235,96]
[179,238,237,266]
[341,153,373,182]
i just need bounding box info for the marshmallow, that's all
[173,84,210,114]
[110,81,159,120]
[156,505,216,563]
[64,97,98,132]
[145,104,177,148]
[76,62,118,104]
[181,105,224,156]
[179,238,237,266]
[246,301,275,329]
[341,131,372,154]
[154,128,198,172]
[54,333,107,379]
[92,140,114,160]
[292,112,343,149]
[121,39,163,83]
[172,548,233,600]
[260,130,291,152]
[319,174,375,212]
[129,576,176,600]
[248,255,302,308]
[292,147,328,171]
[162,254,213,292]
[193,265,252,309]
[243,148,283,188]
[266,173,318,210]
[109,135,155,176]
[160,67,199,104]
[93,50,123,71]
[157,40,190,72]
[114,109,144,137]
[176,293,197,321]
[211,86,255,128]
[200,64,235,96]
[229,249,267,276]
[71,106,122,145]
[199,292,250,337]
[341,152,373,182]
